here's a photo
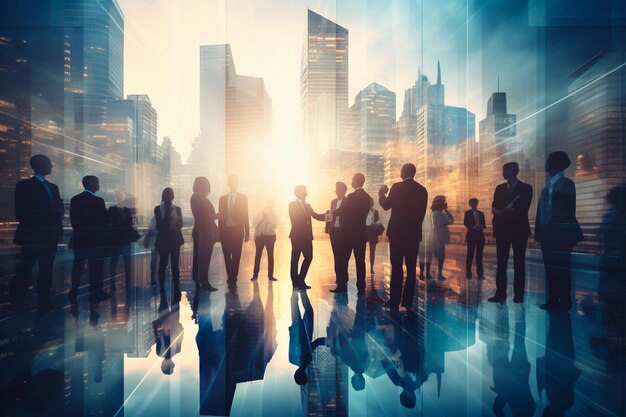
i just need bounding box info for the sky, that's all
[119,0,536,161]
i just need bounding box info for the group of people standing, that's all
[10,149,604,315]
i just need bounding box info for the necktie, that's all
[41,179,53,201]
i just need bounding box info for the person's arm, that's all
[417,188,428,226]
[14,182,26,222]
[463,212,472,229]
[378,184,393,211]
[332,195,351,217]
[175,207,183,230]
[243,195,250,241]
[445,210,454,225]
[308,205,326,222]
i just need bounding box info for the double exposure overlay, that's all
[0,1,625,416]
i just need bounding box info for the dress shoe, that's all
[513,296,524,303]
[437,274,446,281]
[329,287,347,293]
[477,274,485,280]
[269,277,278,282]
[539,303,558,310]
[466,274,472,280]
[488,295,506,303]
[357,289,365,296]
[250,275,258,281]
[206,285,218,292]
[172,291,182,304]
[300,283,312,290]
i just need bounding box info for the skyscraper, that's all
[198,44,272,200]
[302,9,349,157]
[478,91,518,211]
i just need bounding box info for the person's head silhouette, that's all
[161,358,175,375]
[294,367,307,385]
[352,173,365,189]
[30,154,52,176]
[400,389,416,408]
[545,151,571,176]
[400,163,416,180]
[82,175,100,193]
[193,176,211,195]
[294,185,307,201]
[351,373,365,391]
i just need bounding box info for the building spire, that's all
[437,60,441,85]
[497,74,500,92]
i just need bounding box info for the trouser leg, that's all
[266,236,276,277]
[512,237,528,298]
[402,242,418,307]
[495,237,511,297]
[354,240,367,292]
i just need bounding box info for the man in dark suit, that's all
[489,162,533,304]
[325,182,348,291]
[218,175,249,286]
[288,185,325,290]
[463,198,486,280]
[13,155,64,313]
[331,173,371,294]
[379,163,428,311]
[69,176,110,305]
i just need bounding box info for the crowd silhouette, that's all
[6,152,626,414]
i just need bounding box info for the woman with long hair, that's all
[191,177,219,292]
[431,195,454,281]
[155,187,184,305]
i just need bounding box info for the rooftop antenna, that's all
[497,74,500,92]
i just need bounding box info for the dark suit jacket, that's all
[491,181,533,239]
[324,197,345,233]
[218,193,249,239]
[14,177,64,245]
[463,209,486,242]
[379,179,428,243]
[288,200,325,244]
[108,206,134,246]
[154,204,184,250]
[333,188,371,243]
[535,177,583,248]
[70,191,110,249]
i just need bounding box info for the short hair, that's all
[294,185,306,196]
[161,187,174,203]
[82,175,98,188]
[400,390,416,408]
[547,151,571,172]
[193,176,211,194]
[353,173,366,187]
[335,181,348,193]
[30,154,50,170]
[114,189,126,201]
[502,162,519,172]
[606,186,626,212]
[401,163,416,179]
[469,198,479,205]
[294,367,307,385]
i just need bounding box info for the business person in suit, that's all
[289,185,325,290]
[489,162,533,304]
[325,182,348,290]
[252,200,279,281]
[464,198,486,280]
[191,177,219,292]
[69,175,110,306]
[535,152,583,311]
[379,163,428,311]
[218,175,249,287]
[153,305,184,375]
[108,190,135,291]
[155,187,184,306]
[331,173,371,294]
[13,155,64,313]
[289,290,326,385]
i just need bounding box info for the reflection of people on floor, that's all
[153,305,184,375]
[289,291,326,385]
[490,305,536,417]
[592,186,626,371]
[143,214,159,286]
[327,293,370,390]
[537,312,580,417]
[431,195,454,281]
[381,312,426,408]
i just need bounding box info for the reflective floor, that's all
[0,238,624,417]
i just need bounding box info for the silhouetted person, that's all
[288,185,325,290]
[13,154,64,313]
[331,173,371,294]
[431,195,454,281]
[191,177,218,292]
[464,198,486,280]
[535,152,583,311]
[379,163,428,311]
[70,175,110,306]
[593,186,626,367]
[289,291,326,385]
[489,162,533,304]
[537,311,580,417]
[108,190,135,291]
[252,200,278,281]
[154,187,184,305]
[491,306,536,417]
[142,214,158,286]
[325,181,348,290]
[218,175,249,286]
[419,211,434,281]
[365,197,383,275]
[153,305,184,375]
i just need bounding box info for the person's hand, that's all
[379,185,389,196]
